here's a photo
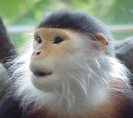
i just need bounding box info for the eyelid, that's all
[53,36,64,44]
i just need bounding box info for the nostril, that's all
[36,51,41,55]
[32,50,41,56]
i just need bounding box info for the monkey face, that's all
[29,28,87,92]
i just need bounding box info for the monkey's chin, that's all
[31,74,59,92]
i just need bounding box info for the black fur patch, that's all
[120,92,133,118]
[0,96,26,118]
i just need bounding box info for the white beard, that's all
[9,39,129,118]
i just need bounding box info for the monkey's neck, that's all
[44,79,108,117]
[24,80,109,118]
[27,79,130,118]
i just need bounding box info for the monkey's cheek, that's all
[31,74,59,92]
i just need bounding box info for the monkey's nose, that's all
[32,50,41,56]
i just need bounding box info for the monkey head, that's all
[29,11,112,95]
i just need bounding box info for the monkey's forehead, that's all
[34,28,91,40]
[34,28,68,35]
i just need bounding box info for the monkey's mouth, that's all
[33,71,52,77]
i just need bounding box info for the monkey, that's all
[0,11,133,118]
[0,63,9,100]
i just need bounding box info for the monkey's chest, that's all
[26,91,133,118]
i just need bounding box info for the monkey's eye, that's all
[35,35,42,44]
[53,36,64,44]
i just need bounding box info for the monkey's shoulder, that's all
[0,94,54,118]
[0,95,25,118]
[90,88,133,118]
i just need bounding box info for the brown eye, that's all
[35,35,42,44]
[53,36,64,44]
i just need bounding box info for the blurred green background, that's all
[0,0,133,49]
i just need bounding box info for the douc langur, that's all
[0,11,133,118]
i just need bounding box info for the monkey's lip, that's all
[33,71,52,77]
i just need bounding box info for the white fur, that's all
[9,33,129,118]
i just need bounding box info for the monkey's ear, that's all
[95,33,109,46]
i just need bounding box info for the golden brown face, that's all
[32,28,75,61]
[30,28,86,91]
[29,27,108,92]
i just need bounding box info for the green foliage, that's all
[0,0,37,24]
[10,33,28,50]
[13,0,57,25]
[0,0,58,25]
[106,0,133,24]
[72,0,114,18]
[1,0,133,25]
